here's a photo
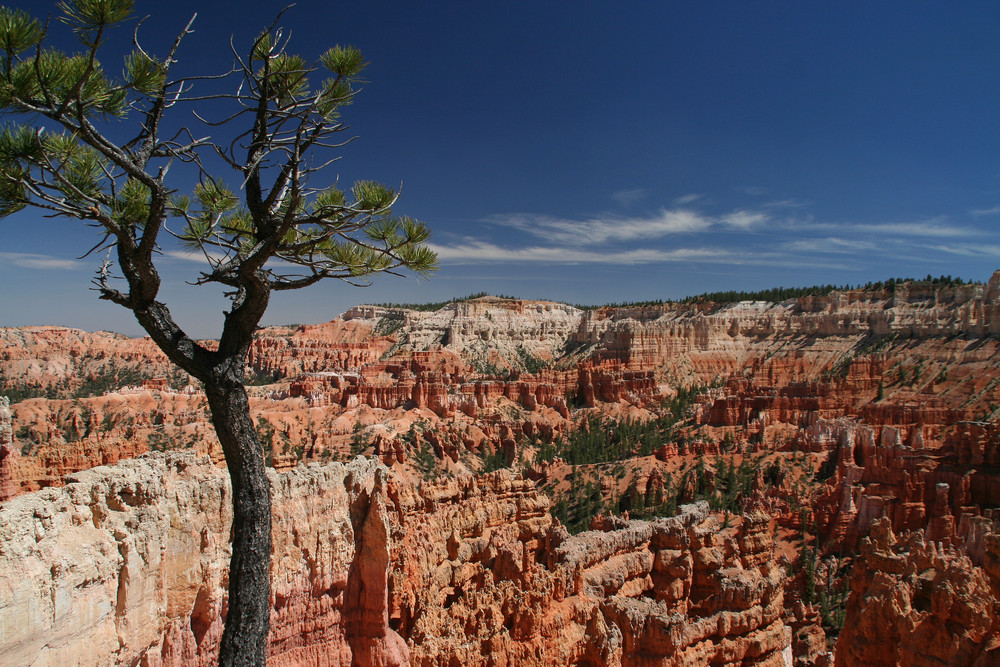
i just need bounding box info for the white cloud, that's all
[970,205,1000,217]
[163,249,229,264]
[781,237,878,254]
[485,209,712,246]
[453,200,995,274]
[859,221,977,238]
[430,241,731,265]
[429,241,853,270]
[801,219,980,238]
[0,252,80,270]
[930,244,1000,257]
[674,193,703,205]
[721,210,769,230]
[764,199,809,209]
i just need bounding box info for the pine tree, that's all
[0,2,436,663]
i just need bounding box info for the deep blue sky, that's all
[1,1,998,337]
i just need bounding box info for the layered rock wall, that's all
[0,326,179,393]
[342,275,1000,385]
[0,454,791,667]
[0,453,402,667]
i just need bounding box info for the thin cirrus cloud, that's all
[429,241,732,265]
[720,210,769,230]
[857,221,979,238]
[764,199,809,209]
[484,209,712,246]
[163,249,229,264]
[611,188,648,207]
[790,219,983,239]
[673,193,703,205]
[970,205,1000,217]
[0,252,80,270]
[930,244,1000,258]
[429,240,855,270]
[444,207,992,268]
[780,238,879,254]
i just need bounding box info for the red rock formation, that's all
[280,355,658,419]
[0,396,15,500]
[248,320,391,378]
[0,325,181,395]
[345,468,409,667]
[2,392,218,498]
[803,417,1000,555]
[836,517,1000,667]
[0,454,792,666]
[3,274,1000,665]
[383,474,791,667]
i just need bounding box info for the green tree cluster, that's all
[534,387,705,466]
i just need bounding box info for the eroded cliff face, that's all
[2,273,999,665]
[802,418,1000,556]
[0,396,14,500]
[0,453,406,667]
[0,453,790,666]
[835,517,1000,667]
[6,277,1000,495]
[0,326,183,395]
[342,298,584,364]
[341,274,1000,384]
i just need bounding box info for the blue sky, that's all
[1,1,998,337]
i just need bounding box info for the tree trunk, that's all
[205,380,272,666]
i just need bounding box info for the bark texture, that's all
[207,384,272,666]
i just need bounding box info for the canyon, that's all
[1,272,999,665]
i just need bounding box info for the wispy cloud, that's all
[0,252,79,270]
[781,237,878,254]
[929,244,1000,257]
[430,241,732,265]
[438,197,996,274]
[674,193,703,205]
[860,221,977,238]
[970,205,1000,217]
[485,209,712,246]
[163,249,229,264]
[721,210,769,230]
[429,241,853,270]
[801,219,980,238]
[611,188,647,207]
[765,199,809,209]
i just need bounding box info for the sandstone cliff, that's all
[0,454,406,666]
[0,453,791,666]
[835,517,1000,666]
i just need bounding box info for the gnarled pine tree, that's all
[0,1,436,664]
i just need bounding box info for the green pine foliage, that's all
[480,445,510,473]
[680,284,844,304]
[369,275,980,313]
[373,292,519,311]
[534,386,706,467]
[349,421,368,456]
[2,360,189,403]
[550,469,606,534]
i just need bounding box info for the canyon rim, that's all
[1,273,999,666]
